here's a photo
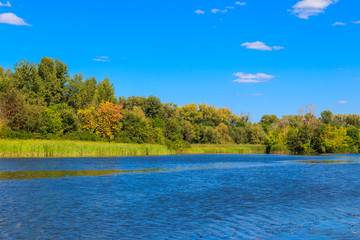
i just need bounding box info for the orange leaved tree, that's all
[79,101,123,141]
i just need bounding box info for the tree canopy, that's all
[0,57,359,154]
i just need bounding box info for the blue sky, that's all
[0,0,359,121]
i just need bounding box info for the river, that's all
[1,154,360,239]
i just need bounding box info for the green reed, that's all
[185,144,267,154]
[0,140,174,158]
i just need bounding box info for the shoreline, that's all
[0,139,357,159]
[0,139,288,158]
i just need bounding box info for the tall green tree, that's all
[38,57,68,105]
[97,78,117,104]
[13,60,44,103]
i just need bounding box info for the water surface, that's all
[1,154,360,239]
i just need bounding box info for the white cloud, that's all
[353,21,360,24]
[226,6,234,9]
[235,2,246,6]
[194,9,205,14]
[339,100,348,104]
[0,1,11,7]
[233,72,275,83]
[248,93,263,96]
[0,13,31,26]
[221,9,228,13]
[273,46,284,50]
[93,56,110,62]
[211,9,220,14]
[291,0,338,19]
[332,22,346,26]
[92,59,109,62]
[241,41,284,51]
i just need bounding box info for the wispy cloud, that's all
[194,9,205,14]
[353,21,360,24]
[248,93,263,96]
[233,72,275,83]
[235,2,246,6]
[0,13,31,26]
[92,56,110,62]
[291,0,338,19]
[241,41,283,51]
[273,46,284,50]
[339,100,348,104]
[332,21,346,26]
[0,1,11,7]
[197,2,244,16]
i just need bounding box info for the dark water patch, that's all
[298,160,355,164]
[0,162,287,181]
[0,168,166,180]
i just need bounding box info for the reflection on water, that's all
[0,154,360,239]
[0,163,285,181]
[297,159,355,164]
[0,169,166,181]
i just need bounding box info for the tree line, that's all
[0,57,359,153]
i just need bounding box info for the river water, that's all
[0,154,360,239]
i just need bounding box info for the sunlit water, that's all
[1,154,360,239]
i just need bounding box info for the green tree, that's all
[67,73,84,109]
[97,78,117,104]
[42,107,63,135]
[321,110,333,125]
[313,125,350,153]
[38,56,69,105]
[165,118,183,141]
[230,127,246,144]
[216,123,232,143]
[180,104,202,124]
[121,114,152,143]
[82,77,98,108]
[13,60,44,103]
[10,103,45,134]
[246,123,266,144]
[182,120,195,143]
[347,127,360,152]
[203,126,219,144]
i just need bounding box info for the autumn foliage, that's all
[79,101,123,141]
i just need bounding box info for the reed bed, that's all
[0,140,291,158]
[185,144,267,154]
[270,144,291,154]
[0,140,174,158]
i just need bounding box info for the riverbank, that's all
[0,140,292,158]
[0,140,174,158]
[184,144,290,155]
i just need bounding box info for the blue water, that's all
[1,154,360,239]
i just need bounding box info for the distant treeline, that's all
[0,57,359,154]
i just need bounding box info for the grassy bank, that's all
[0,140,174,158]
[0,140,292,158]
[184,144,290,155]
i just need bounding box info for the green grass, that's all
[269,144,290,154]
[184,144,267,154]
[0,140,292,158]
[0,140,174,158]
